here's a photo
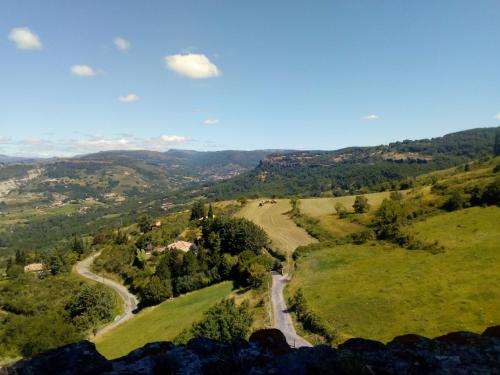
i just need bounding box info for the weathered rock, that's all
[249,329,291,355]
[338,337,386,352]
[4,326,500,375]
[3,341,111,375]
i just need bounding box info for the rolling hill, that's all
[200,127,499,199]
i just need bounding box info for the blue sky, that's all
[1,0,499,157]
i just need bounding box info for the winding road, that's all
[271,272,312,348]
[75,252,138,337]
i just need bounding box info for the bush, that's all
[352,195,370,214]
[290,289,335,342]
[442,190,468,211]
[191,299,253,343]
[334,202,348,218]
[139,276,173,306]
[66,284,115,331]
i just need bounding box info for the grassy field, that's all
[94,282,233,359]
[288,206,500,344]
[238,200,317,253]
[300,191,393,218]
[296,191,395,237]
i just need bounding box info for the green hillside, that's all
[94,282,233,359]
[200,127,499,199]
[288,206,500,344]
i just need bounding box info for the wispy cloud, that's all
[118,94,140,103]
[203,119,221,125]
[71,65,97,77]
[362,114,380,121]
[0,134,190,157]
[8,27,42,50]
[114,37,130,51]
[165,53,221,79]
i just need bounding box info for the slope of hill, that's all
[201,127,499,199]
[237,200,317,253]
[285,158,500,344]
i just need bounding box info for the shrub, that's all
[140,276,173,306]
[352,195,370,214]
[442,190,467,212]
[191,299,253,343]
[290,289,335,342]
[334,202,348,218]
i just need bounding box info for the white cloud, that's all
[203,119,221,125]
[165,53,220,79]
[114,37,130,51]
[159,135,188,143]
[8,27,42,50]
[71,65,97,77]
[495,113,500,120]
[118,94,140,103]
[362,114,380,121]
[0,134,190,157]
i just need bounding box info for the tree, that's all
[373,199,406,240]
[48,254,65,275]
[140,276,172,306]
[482,176,500,206]
[190,201,206,221]
[495,127,500,156]
[6,264,24,279]
[202,217,268,255]
[138,214,152,233]
[353,195,370,214]
[15,249,26,265]
[442,190,467,212]
[66,285,114,328]
[334,202,347,218]
[155,255,172,280]
[191,299,253,343]
[207,204,214,219]
[71,236,85,256]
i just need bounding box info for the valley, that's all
[0,127,499,368]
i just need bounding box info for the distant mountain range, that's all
[1,127,498,203]
[0,154,39,163]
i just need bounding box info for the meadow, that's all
[288,206,500,344]
[297,191,395,237]
[94,281,233,359]
[237,199,317,253]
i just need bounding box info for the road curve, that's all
[75,252,138,337]
[271,272,312,348]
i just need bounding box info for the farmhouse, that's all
[24,263,44,273]
[167,241,193,253]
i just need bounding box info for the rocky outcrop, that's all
[3,327,499,374]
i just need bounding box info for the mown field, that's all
[237,200,317,253]
[94,281,233,359]
[288,206,500,344]
[298,191,396,237]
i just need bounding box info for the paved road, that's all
[75,252,138,337]
[271,272,312,348]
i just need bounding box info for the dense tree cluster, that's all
[190,299,253,343]
[0,276,116,358]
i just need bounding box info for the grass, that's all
[297,192,395,238]
[93,281,234,359]
[237,199,317,253]
[300,191,393,218]
[288,206,500,344]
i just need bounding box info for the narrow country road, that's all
[75,252,138,337]
[271,272,312,348]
